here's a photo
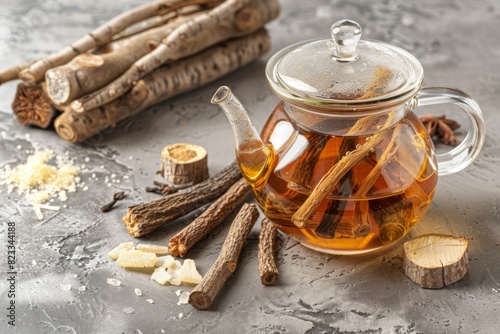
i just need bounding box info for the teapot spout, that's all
[211,86,273,189]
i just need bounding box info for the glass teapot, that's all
[212,20,485,255]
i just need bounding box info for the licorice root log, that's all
[44,10,206,105]
[54,29,270,143]
[72,0,280,112]
[18,0,221,85]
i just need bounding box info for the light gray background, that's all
[0,0,499,333]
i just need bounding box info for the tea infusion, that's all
[249,103,437,253]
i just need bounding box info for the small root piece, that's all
[258,218,280,286]
[189,203,259,310]
[168,178,251,257]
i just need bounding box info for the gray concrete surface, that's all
[0,0,499,333]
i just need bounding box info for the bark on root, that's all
[72,0,280,112]
[44,10,207,105]
[122,161,242,237]
[189,203,259,310]
[18,0,221,85]
[54,29,270,143]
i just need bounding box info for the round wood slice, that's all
[159,143,208,185]
[403,233,469,289]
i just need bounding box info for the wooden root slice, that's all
[159,143,209,185]
[403,233,469,289]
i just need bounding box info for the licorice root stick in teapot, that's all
[292,112,398,228]
[314,135,356,239]
[350,123,404,237]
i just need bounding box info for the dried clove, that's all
[100,191,126,212]
[146,180,194,196]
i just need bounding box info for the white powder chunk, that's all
[58,190,67,201]
[134,288,142,296]
[108,242,135,260]
[155,255,175,268]
[116,250,157,268]
[179,313,184,319]
[147,299,154,304]
[60,284,71,291]
[169,277,182,286]
[33,205,43,220]
[177,259,203,284]
[137,244,169,255]
[78,286,86,292]
[170,260,182,270]
[38,204,60,211]
[107,278,122,287]
[151,267,172,285]
[175,289,181,297]
[0,149,80,205]
[179,292,190,304]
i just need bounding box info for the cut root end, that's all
[55,122,77,143]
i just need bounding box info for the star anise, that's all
[11,83,56,129]
[420,114,461,145]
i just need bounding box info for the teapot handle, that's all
[416,87,485,176]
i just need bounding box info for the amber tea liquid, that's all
[252,103,438,254]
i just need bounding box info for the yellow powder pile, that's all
[0,149,80,204]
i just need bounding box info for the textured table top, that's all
[0,1,499,333]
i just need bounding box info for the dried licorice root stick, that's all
[258,218,279,286]
[72,0,280,112]
[122,161,242,237]
[110,4,213,42]
[168,178,252,257]
[189,203,259,310]
[18,0,220,85]
[45,10,205,105]
[54,29,270,143]
[0,60,37,85]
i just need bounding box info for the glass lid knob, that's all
[330,19,362,62]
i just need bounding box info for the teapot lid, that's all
[266,19,424,109]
